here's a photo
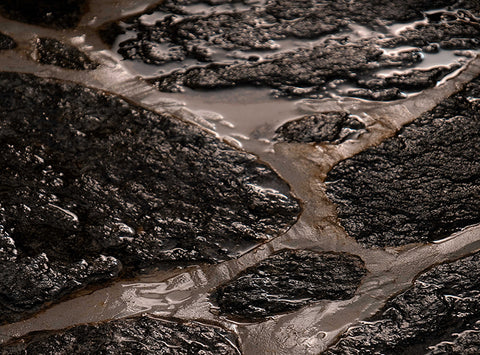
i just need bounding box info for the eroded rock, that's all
[326,251,480,354]
[274,112,367,144]
[34,38,98,70]
[325,75,480,247]
[211,250,366,320]
[0,72,300,323]
[0,315,240,354]
[0,0,87,29]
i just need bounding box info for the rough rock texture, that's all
[0,315,240,354]
[0,33,16,50]
[383,9,480,50]
[100,0,474,99]
[148,42,422,97]
[34,38,98,70]
[274,112,367,144]
[0,0,87,29]
[326,252,480,354]
[211,250,366,320]
[0,71,299,323]
[325,75,480,247]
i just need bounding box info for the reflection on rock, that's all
[0,0,88,29]
[211,250,366,320]
[0,315,240,354]
[34,38,99,70]
[101,0,478,100]
[274,112,366,144]
[0,72,300,322]
[327,252,480,354]
[326,75,480,247]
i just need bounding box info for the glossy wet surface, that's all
[0,0,479,354]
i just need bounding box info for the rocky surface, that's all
[0,71,299,323]
[274,112,367,144]
[211,250,366,320]
[34,38,98,70]
[100,0,477,99]
[0,0,88,29]
[0,33,16,51]
[326,251,480,354]
[325,75,480,247]
[0,315,240,354]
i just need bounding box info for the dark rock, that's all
[148,40,420,97]
[0,0,88,29]
[34,38,98,70]
[101,0,475,99]
[0,315,240,354]
[358,66,460,92]
[383,11,480,50]
[346,87,405,101]
[325,75,480,247]
[326,252,480,354]
[0,33,16,50]
[211,250,366,320]
[0,72,300,323]
[274,112,367,144]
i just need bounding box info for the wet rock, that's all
[101,0,474,99]
[358,66,460,92]
[211,250,366,320]
[325,75,480,247]
[274,112,367,144]
[0,0,87,29]
[0,33,16,50]
[148,40,420,97]
[326,251,480,354]
[346,87,405,101]
[34,38,98,70]
[383,10,480,50]
[0,315,240,354]
[0,227,120,324]
[0,71,300,322]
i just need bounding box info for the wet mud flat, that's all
[0,0,479,354]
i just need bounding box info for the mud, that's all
[0,71,299,322]
[211,250,366,320]
[325,75,480,247]
[0,315,240,354]
[326,251,480,354]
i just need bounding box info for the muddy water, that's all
[0,2,480,354]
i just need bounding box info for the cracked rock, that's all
[326,251,480,354]
[0,315,240,354]
[0,71,300,323]
[325,75,480,247]
[211,250,366,320]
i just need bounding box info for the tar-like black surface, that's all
[0,315,240,354]
[0,72,300,323]
[211,250,366,320]
[325,75,480,247]
[326,252,480,354]
[100,0,478,99]
[0,0,88,29]
[274,112,367,144]
[34,38,99,70]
